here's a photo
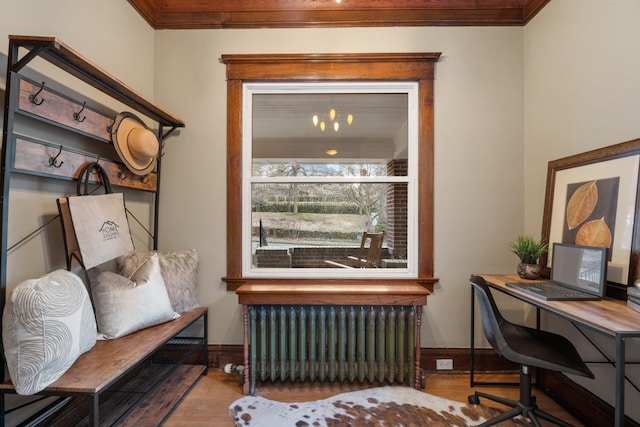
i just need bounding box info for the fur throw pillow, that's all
[117,249,200,314]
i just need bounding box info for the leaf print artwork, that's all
[566,180,598,230]
[575,217,612,248]
[561,177,619,263]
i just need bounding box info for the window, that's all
[246,83,418,278]
[221,53,439,288]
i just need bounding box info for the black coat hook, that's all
[89,156,101,175]
[29,81,46,106]
[106,119,115,134]
[117,165,128,180]
[73,101,86,123]
[48,146,64,168]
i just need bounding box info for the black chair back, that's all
[470,275,509,354]
[470,274,594,378]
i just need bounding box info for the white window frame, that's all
[242,82,419,279]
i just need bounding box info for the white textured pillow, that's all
[117,249,199,314]
[88,253,179,339]
[2,270,97,395]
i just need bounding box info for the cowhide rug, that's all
[229,386,529,426]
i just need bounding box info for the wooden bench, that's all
[0,307,208,426]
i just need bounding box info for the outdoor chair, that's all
[325,231,385,269]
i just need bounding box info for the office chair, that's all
[468,275,594,427]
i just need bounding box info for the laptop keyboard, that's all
[505,282,598,300]
[524,282,592,297]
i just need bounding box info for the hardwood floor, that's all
[165,370,583,426]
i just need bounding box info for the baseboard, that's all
[539,370,640,427]
[207,345,630,426]
[420,347,517,372]
[207,344,244,369]
[206,345,513,373]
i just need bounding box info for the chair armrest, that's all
[324,260,355,269]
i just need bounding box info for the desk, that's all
[471,274,640,427]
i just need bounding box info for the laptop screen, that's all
[551,243,607,296]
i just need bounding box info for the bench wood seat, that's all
[0,307,208,426]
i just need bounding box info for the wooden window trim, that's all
[220,53,440,291]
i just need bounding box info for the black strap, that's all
[76,162,112,195]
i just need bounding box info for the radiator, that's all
[245,305,419,395]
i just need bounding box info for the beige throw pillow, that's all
[88,253,179,339]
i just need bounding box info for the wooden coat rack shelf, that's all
[7,36,184,127]
[14,136,158,191]
[13,75,159,191]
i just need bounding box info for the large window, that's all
[245,83,418,278]
[221,53,439,288]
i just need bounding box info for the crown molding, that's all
[127,0,550,29]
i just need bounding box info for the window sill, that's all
[223,276,437,294]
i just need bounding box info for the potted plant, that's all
[510,235,548,279]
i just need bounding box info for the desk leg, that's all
[615,335,625,427]
[470,286,476,387]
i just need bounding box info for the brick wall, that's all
[255,246,392,268]
[387,159,408,258]
[255,247,291,268]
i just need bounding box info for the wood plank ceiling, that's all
[127,0,551,29]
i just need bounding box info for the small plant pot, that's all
[517,263,542,280]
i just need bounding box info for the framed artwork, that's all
[541,138,640,297]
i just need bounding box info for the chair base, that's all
[469,391,573,427]
[468,367,574,427]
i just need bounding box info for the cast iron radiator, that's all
[245,305,419,394]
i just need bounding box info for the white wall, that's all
[524,0,640,233]
[153,27,525,346]
[524,0,640,419]
[0,0,154,98]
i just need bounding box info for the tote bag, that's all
[57,162,134,269]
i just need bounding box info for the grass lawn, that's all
[252,212,370,245]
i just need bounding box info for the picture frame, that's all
[540,138,640,299]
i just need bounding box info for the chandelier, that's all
[312,108,354,132]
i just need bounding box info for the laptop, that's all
[506,243,607,301]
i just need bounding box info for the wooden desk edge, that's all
[479,274,640,336]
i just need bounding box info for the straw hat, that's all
[111,112,159,176]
